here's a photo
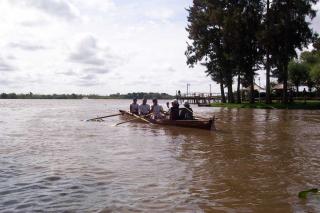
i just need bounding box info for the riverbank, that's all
[210,101,320,109]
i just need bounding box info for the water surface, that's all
[0,99,320,212]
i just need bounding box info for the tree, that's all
[260,0,273,104]
[300,50,320,92]
[234,0,263,103]
[186,0,263,103]
[268,0,318,104]
[310,64,320,92]
[288,61,309,94]
[185,0,235,103]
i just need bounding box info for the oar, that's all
[115,113,152,126]
[125,111,152,124]
[85,113,122,122]
[115,117,139,126]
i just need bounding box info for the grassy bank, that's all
[210,101,320,109]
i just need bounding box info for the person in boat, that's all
[139,98,150,116]
[169,99,180,120]
[180,101,193,120]
[130,97,139,115]
[151,98,164,119]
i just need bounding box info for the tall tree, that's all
[186,0,236,103]
[269,0,318,103]
[260,0,273,104]
[234,0,264,104]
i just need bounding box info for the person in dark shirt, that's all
[169,100,180,120]
[130,98,139,115]
[180,101,193,120]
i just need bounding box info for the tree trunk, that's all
[220,82,226,103]
[296,85,299,97]
[226,75,234,103]
[265,53,271,104]
[250,76,255,104]
[236,72,241,103]
[282,63,288,104]
[265,0,271,104]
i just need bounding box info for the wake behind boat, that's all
[119,110,215,130]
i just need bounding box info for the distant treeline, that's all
[0,92,174,99]
[108,92,174,99]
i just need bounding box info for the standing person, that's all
[151,98,164,119]
[130,98,139,115]
[169,100,180,120]
[139,98,150,116]
[180,101,193,120]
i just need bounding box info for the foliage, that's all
[310,64,320,89]
[186,0,319,104]
[298,188,319,199]
[288,61,309,92]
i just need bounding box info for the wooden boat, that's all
[197,103,211,107]
[119,110,215,130]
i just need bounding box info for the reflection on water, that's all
[0,99,320,212]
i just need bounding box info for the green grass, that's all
[210,101,320,109]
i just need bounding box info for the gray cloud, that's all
[9,42,46,51]
[7,55,16,60]
[80,74,96,80]
[69,36,105,65]
[0,58,16,72]
[20,19,49,27]
[68,35,123,76]
[56,70,78,76]
[0,79,12,85]
[76,81,99,87]
[77,75,100,87]
[83,67,110,74]
[11,0,79,20]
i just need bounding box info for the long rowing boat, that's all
[119,110,215,130]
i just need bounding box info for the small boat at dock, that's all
[119,110,215,130]
[197,103,211,107]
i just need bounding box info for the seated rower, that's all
[180,101,193,120]
[151,98,164,119]
[139,98,150,116]
[169,100,180,120]
[130,97,139,115]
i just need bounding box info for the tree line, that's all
[0,92,174,99]
[186,0,319,104]
[289,41,320,95]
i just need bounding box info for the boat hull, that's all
[119,110,214,130]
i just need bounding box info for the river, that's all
[0,99,319,212]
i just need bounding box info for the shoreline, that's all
[209,101,320,110]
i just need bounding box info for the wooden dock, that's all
[177,93,222,104]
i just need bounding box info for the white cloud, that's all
[10,0,80,20]
[0,0,319,94]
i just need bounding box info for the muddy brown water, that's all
[0,99,319,212]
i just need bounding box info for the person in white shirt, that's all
[130,98,139,115]
[139,98,150,116]
[151,98,164,119]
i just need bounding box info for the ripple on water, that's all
[1,100,320,212]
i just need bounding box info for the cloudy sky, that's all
[0,0,319,95]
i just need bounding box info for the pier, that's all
[177,92,222,104]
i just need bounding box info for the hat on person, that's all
[183,101,190,107]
